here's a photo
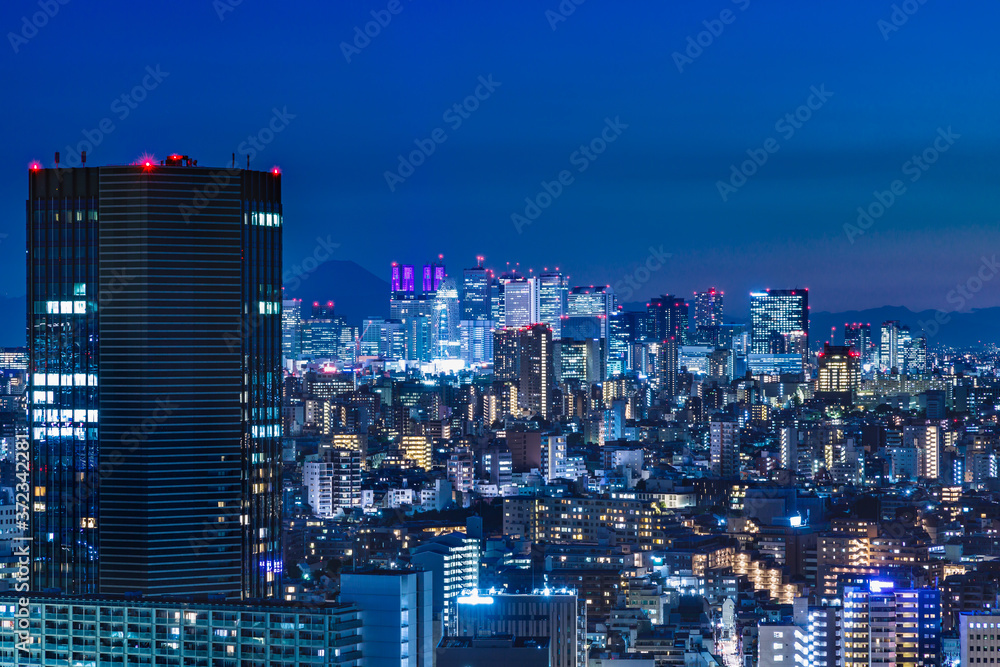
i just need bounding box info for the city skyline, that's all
[3,2,1000,317]
[3,3,1000,666]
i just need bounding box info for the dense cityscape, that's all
[0,156,995,666]
[5,2,1000,667]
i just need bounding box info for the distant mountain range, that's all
[1,272,996,348]
[283,259,389,323]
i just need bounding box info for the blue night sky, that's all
[2,0,1000,318]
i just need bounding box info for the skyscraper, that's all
[568,285,615,340]
[503,276,538,328]
[493,328,520,381]
[538,271,568,338]
[749,289,809,354]
[518,324,554,419]
[710,419,739,478]
[693,287,724,329]
[28,156,281,598]
[843,322,873,367]
[281,298,302,361]
[659,337,679,397]
[816,343,860,396]
[749,289,809,373]
[432,277,460,358]
[461,258,490,320]
[647,295,689,345]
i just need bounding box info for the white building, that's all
[303,449,362,517]
[410,532,480,635]
[757,624,808,667]
[960,613,1000,667]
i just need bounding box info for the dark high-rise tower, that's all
[693,288,724,330]
[538,271,568,338]
[647,295,689,345]
[27,155,282,599]
[843,322,873,367]
[461,258,490,321]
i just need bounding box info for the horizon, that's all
[3,1,1000,318]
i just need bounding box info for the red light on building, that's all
[30,162,41,171]
[272,167,281,175]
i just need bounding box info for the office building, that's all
[816,343,860,396]
[301,301,346,360]
[538,271,569,338]
[493,328,520,381]
[391,263,417,298]
[27,157,281,598]
[844,322,873,367]
[567,285,615,340]
[436,635,550,667]
[282,298,302,361]
[960,613,1000,667]
[557,338,602,384]
[503,277,538,329]
[490,277,505,325]
[875,321,927,375]
[606,308,631,376]
[432,277,460,359]
[647,295,689,345]
[518,324,554,419]
[461,259,490,320]
[455,590,586,667]
[693,288,724,330]
[340,570,434,667]
[422,261,446,294]
[749,289,809,373]
[460,319,494,365]
[0,594,363,666]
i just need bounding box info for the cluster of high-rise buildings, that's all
[0,158,997,666]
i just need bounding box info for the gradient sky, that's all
[2,0,999,318]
